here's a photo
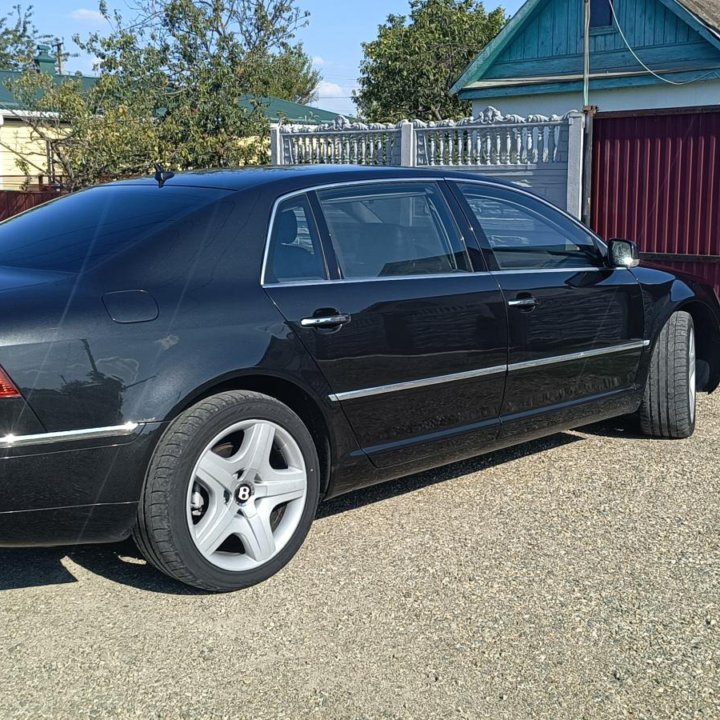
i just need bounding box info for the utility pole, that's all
[581,0,595,227]
[54,40,64,75]
[583,0,590,108]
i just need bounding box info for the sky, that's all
[26,0,525,116]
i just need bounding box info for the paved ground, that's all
[1,395,719,720]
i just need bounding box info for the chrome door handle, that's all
[507,295,538,309]
[300,314,351,328]
[507,298,536,307]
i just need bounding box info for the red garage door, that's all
[591,108,720,257]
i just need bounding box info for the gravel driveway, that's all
[1,394,718,720]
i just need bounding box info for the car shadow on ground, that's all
[0,429,591,595]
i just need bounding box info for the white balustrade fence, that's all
[277,124,401,166]
[414,120,565,166]
[271,107,585,217]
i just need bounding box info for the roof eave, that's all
[457,67,720,99]
[451,0,546,95]
[647,0,720,51]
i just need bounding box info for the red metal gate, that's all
[591,108,720,257]
[0,190,60,221]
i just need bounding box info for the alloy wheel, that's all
[186,419,307,571]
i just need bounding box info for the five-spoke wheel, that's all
[133,391,320,591]
[188,420,307,571]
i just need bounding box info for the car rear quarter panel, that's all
[0,187,367,508]
[0,191,330,429]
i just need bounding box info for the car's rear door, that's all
[263,180,508,468]
[450,180,645,442]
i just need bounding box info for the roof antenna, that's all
[154,163,175,188]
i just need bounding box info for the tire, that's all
[133,391,320,591]
[639,311,696,439]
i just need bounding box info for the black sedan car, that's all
[0,166,718,590]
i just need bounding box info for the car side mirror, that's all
[608,239,640,268]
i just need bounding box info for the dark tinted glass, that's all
[0,185,230,272]
[457,183,603,270]
[316,182,470,279]
[265,195,327,283]
[590,0,613,27]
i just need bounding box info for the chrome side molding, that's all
[329,340,650,402]
[508,340,650,372]
[329,364,507,402]
[0,422,141,448]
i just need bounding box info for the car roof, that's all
[109,165,511,192]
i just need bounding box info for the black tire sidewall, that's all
[686,319,697,434]
[639,310,696,439]
[158,394,320,591]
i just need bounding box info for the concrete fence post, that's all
[270,124,283,165]
[400,121,416,167]
[566,111,585,219]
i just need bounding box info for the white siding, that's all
[472,79,720,117]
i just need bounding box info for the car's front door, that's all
[263,180,508,468]
[451,181,645,441]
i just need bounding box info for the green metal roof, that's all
[0,68,97,111]
[0,70,342,125]
[239,95,344,124]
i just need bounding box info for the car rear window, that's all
[0,184,231,273]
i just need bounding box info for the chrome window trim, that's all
[490,267,614,274]
[263,271,478,288]
[0,421,141,448]
[262,266,620,288]
[260,177,469,287]
[328,340,649,401]
[260,176,622,287]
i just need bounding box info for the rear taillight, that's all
[0,366,20,398]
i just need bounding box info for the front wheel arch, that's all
[677,300,720,392]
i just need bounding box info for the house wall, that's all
[0,118,50,189]
[462,0,720,118]
[472,80,720,117]
[485,0,720,81]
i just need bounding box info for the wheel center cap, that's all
[235,482,254,504]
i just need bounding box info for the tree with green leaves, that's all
[0,4,49,69]
[355,0,505,122]
[0,4,72,70]
[3,0,320,189]
[248,44,320,104]
[7,70,162,190]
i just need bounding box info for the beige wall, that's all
[0,118,51,190]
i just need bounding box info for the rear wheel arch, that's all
[165,373,334,496]
[133,390,321,591]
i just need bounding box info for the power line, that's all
[609,0,717,86]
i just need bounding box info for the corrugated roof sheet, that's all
[238,95,344,124]
[1,69,343,124]
[0,69,96,111]
[679,0,720,37]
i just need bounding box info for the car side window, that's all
[316,183,471,279]
[265,195,327,283]
[456,183,603,271]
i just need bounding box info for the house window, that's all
[590,0,614,28]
